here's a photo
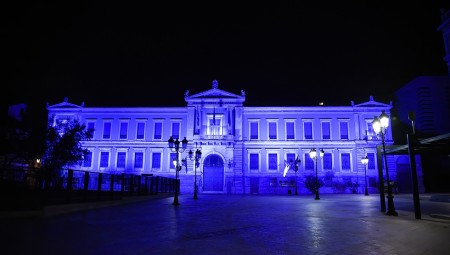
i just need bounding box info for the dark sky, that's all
[3,2,450,114]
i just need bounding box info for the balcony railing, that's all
[199,134,234,140]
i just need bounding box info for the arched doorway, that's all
[202,154,224,192]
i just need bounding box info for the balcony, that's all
[199,134,234,140]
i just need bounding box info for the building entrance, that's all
[203,154,224,192]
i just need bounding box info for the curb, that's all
[429,195,450,203]
[0,193,173,219]
[430,214,450,220]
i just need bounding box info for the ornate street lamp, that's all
[168,136,188,206]
[361,155,369,196]
[309,148,324,200]
[372,111,397,216]
[187,148,202,199]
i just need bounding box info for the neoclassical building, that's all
[46,80,419,195]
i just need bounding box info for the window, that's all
[341,153,351,170]
[117,152,126,168]
[285,153,296,172]
[120,122,128,139]
[151,152,161,169]
[137,122,145,139]
[340,121,349,140]
[100,152,109,168]
[83,151,92,167]
[208,117,222,136]
[286,122,295,140]
[195,109,201,134]
[154,122,162,140]
[366,121,375,140]
[367,153,375,169]
[305,153,314,170]
[103,122,111,139]
[171,122,180,139]
[87,122,95,137]
[268,122,277,140]
[322,122,330,140]
[304,122,312,140]
[250,122,258,139]
[323,153,332,170]
[286,153,295,166]
[134,152,143,168]
[87,122,95,131]
[170,153,177,169]
[55,118,69,126]
[268,153,278,170]
[55,118,69,136]
[249,153,259,170]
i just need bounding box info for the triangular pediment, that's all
[46,97,84,109]
[187,88,241,99]
[186,80,242,99]
[185,80,246,106]
[353,96,391,108]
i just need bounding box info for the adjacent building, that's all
[395,8,450,137]
[394,76,450,136]
[389,9,450,192]
[438,8,450,77]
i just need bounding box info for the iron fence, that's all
[0,167,176,210]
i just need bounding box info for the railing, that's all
[199,134,234,140]
[0,167,177,210]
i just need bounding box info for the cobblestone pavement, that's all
[1,193,449,255]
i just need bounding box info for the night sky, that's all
[3,2,450,115]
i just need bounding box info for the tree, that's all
[0,104,44,169]
[0,112,28,168]
[41,118,92,189]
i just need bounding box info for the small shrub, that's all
[348,181,359,194]
[304,175,324,194]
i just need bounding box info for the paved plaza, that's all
[1,193,450,255]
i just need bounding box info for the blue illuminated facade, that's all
[46,80,422,195]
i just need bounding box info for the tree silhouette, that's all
[41,118,92,190]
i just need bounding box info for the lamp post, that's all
[372,111,398,216]
[168,136,188,206]
[361,155,369,196]
[187,148,202,199]
[290,156,301,195]
[309,148,324,200]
